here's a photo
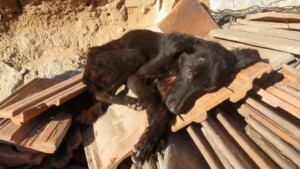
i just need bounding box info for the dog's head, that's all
[165,41,260,115]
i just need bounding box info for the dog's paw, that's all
[75,103,108,125]
[131,131,157,167]
[75,111,97,125]
[127,98,146,111]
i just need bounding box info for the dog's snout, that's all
[166,99,179,114]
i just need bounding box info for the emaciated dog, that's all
[76,29,261,166]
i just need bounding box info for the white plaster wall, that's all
[210,0,300,11]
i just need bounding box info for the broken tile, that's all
[245,116,300,166]
[158,0,219,37]
[236,19,300,30]
[245,125,297,169]
[210,29,300,55]
[216,109,279,169]
[172,62,271,132]
[228,24,300,41]
[201,118,257,169]
[213,38,295,71]
[83,90,148,169]
[0,73,85,125]
[238,103,300,151]
[253,85,300,119]
[187,125,224,169]
[246,12,300,22]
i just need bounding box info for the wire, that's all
[210,5,300,25]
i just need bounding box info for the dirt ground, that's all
[0,0,177,101]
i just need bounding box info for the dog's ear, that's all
[232,48,261,71]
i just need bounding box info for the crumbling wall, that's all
[0,0,178,102]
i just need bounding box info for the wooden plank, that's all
[281,78,300,91]
[238,104,300,151]
[228,24,300,41]
[253,85,300,119]
[246,12,300,22]
[201,127,232,169]
[245,116,300,166]
[266,86,300,109]
[158,0,219,37]
[275,82,300,99]
[187,125,224,169]
[210,29,300,55]
[201,119,256,169]
[245,97,300,139]
[282,65,300,82]
[236,19,300,30]
[245,125,296,169]
[214,38,295,71]
[216,109,279,169]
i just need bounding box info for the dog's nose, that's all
[166,98,180,114]
[169,106,176,114]
[166,102,177,114]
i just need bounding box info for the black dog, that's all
[76,29,260,166]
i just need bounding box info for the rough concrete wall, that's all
[0,0,178,102]
[209,0,300,11]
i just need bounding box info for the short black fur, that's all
[76,29,261,166]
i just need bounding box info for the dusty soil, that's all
[0,0,177,101]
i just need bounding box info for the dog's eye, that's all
[186,67,193,79]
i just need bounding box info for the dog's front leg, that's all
[127,74,173,166]
[131,103,172,166]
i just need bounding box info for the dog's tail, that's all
[233,48,261,71]
[76,102,109,125]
